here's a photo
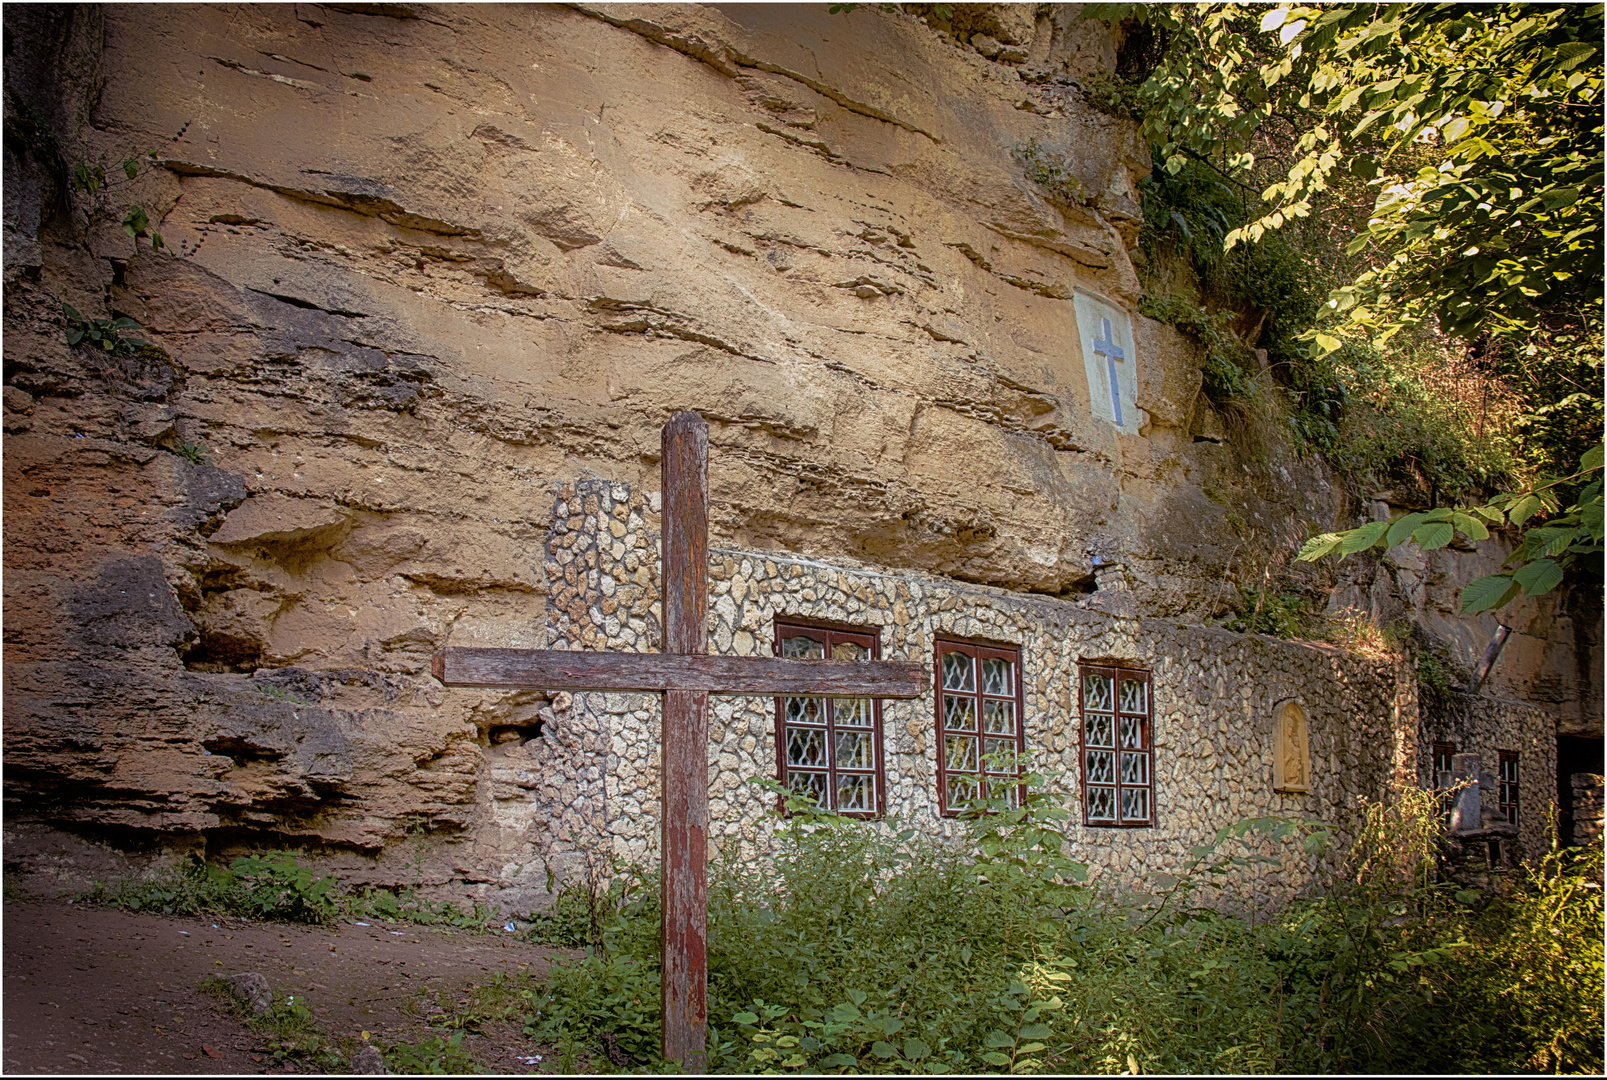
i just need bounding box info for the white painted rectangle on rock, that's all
[1073,290,1140,434]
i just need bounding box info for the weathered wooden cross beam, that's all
[435,411,927,1069]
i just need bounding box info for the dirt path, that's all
[3,895,570,1074]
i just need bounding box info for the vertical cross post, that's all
[660,411,709,1069]
[1093,317,1125,427]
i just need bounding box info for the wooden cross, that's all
[434,411,928,1068]
[1092,316,1125,427]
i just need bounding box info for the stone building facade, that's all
[496,477,1424,910]
[2,4,1595,908]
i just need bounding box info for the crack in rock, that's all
[567,4,941,142]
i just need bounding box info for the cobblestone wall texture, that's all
[516,480,1422,910]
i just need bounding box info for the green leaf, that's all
[1473,504,1506,524]
[1384,512,1426,547]
[820,1054,857,1068]
[1450,513,1489,541]
[1297,532,1345,561]
[1411,522,1454,550]
[1581,444,1605,472]
[1460,574,1520,614]
[1018,1024,1053,1040]
[1313,333,1342,353]
[983,1031,1015,1049]
[1017,1042,1047,1053]
[1513,558,1563,596]
[732,1012,759,1025]
[123,158,140,180]
[1508,494,1543,527]
[871,1041,900,1059]
[981,1052,1012,1067]
[903,1038,931,1061]
[1581,499,1603,538]
[1338,520,1389,554]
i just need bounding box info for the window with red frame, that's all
[935,639,1025,815]
[1079,664,1154,827]
[773,619,884,817]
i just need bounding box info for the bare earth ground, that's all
[3,895,572,1075]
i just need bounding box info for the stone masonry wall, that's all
[510,479,1421,913]
[1422,693,1558,864]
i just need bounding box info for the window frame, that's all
[1433,741,1458,822]
[772,617,886,819]
[1498,749,1520,826]
[1077,663,1155,829]
[933,636,1026,817]
[1432,742,1457,784]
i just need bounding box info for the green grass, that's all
[82,851,494,931]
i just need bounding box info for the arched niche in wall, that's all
[1272,698,1311,794]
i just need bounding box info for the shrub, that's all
[514,774,1603,1074]
[84,850,494,930]
[228,851,340,924]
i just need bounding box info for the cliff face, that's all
[2,3,1592,900]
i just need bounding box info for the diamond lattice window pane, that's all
[836,773,872,812]
[1083,675,1113,711]
[1121,787,1149,822]
[1086,749,1115,784]
[1119,679,1146,714]
[1087,786,1116,820]
[782,636,825,659]
[836,730,872,770]
[785,696,825,725]
[1120,716,1142,749]
[944,695,977,732]
[983,699,1015,735]
[1086,713,1114,748]
[983,737,1017,768]
[946,774,980,809]
[834,697,871,727]
[787,726,827,768]
[1121,751,1149,785]
[945,735,978,772]
[981,656,1013,696]
[942,651,975,692]
[831,641,868,662]
[789,771,827,806]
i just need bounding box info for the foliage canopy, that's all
[1087,2,1603,609]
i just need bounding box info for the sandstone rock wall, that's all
[1,3,1588,901]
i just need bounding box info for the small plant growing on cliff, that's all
[253,682,305,704]
[61,302,150,355]
[1017,138,1085,205]
[70,149,165,251]
[1137,292,1262,406]
[173,441,211,465]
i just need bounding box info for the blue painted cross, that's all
[1092,317,1125,427]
